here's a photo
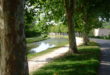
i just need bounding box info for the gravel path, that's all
[92,39,110,75]
[28,37,83,73]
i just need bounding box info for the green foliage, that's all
[49,24,68,33]
[25,29,41,37]
[75,0,103,35]
[24,0,50,37]
[32,44,100,75]
[24,0,110,38]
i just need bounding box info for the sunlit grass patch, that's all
[32,43,100,75]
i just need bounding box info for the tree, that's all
[0,0,29,75]
[25,0,78,53]
[75,0,103,45]
[0,0,3,74]
[24,0,39,37]
[64,0,78,53]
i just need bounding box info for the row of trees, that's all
[49,24,68,33]
[0,0,110,74]
[25,0,110,52]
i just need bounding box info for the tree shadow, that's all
[33,46,100,75]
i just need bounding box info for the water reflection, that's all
[30,42,55,53]
[29,38,68,54]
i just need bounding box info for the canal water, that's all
[28,37,68,54]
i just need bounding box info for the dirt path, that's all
[92,39,110,75]
[28,37,83,73]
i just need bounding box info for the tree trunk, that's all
[0,0,29,75]
[0,0,2,74]
[83,14,90,45]
[64,0,78,53]
[83,32,89,45]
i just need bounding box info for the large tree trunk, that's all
[0,0,29,75]
[64,0,78,53]
[0,0,2,74]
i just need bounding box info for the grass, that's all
[103,25,110,29]
[32,42,100,75]
[26,36,48,43]
[48,35,68,39]
[90,36,110,40]
[81,41,99,46]
[27,41,68,59]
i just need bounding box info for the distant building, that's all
[94,28,110,36]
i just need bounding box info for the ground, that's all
[29,38,110,75]
[28,37,83,73]
[92,39,110,75]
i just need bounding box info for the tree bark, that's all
[83,14,90,45]
[83,32,89,45]
[0,0,29,75]
[0,0,3,74]
[64,0,78,53]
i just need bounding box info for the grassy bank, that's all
[32,42,100,75]
[90,36,110,40]
[26,36,48,43]
[28,41,68,59]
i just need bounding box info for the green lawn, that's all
[32,42,100,75]
[90,36,110,40]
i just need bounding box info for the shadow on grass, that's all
[32,46,100,75]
